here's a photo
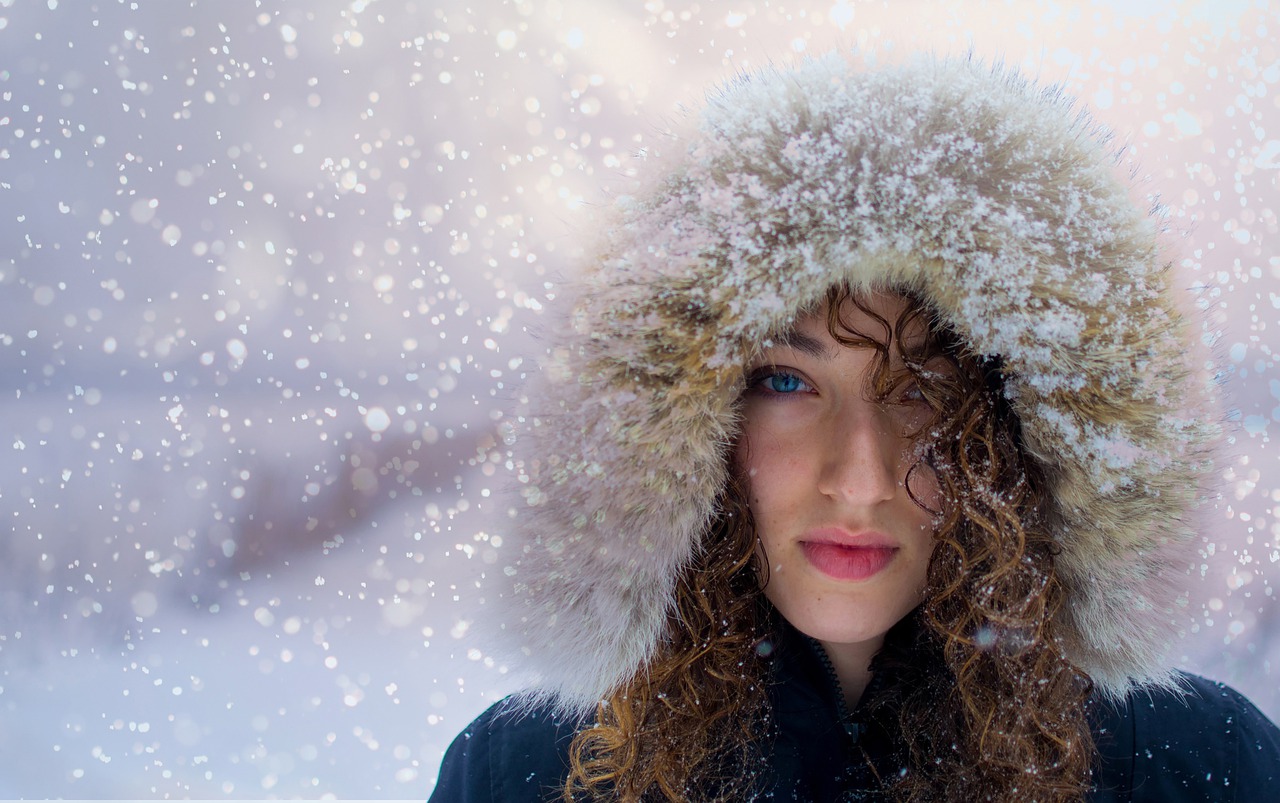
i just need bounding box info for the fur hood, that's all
[492,53,1218,714]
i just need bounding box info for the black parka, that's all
[429,622,1280,801]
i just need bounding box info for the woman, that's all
[429,53,1280,801]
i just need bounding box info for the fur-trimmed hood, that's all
[492,52,1218,714]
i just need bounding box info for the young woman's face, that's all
[736,292,940,653]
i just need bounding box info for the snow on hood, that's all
[489,52,1220,714]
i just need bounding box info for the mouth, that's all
[800,541,898,581]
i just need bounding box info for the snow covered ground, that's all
[2,0,1278,797]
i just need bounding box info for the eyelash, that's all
[747,368,814,397]
[747,367,930,406]
[897,381,927,404]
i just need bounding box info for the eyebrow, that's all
[770,330,838,361]
[767,329,932,361]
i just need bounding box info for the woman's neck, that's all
[819,636,884,707]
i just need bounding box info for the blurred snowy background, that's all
[1,0,1277,797]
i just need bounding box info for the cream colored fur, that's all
[490,53,1219,715]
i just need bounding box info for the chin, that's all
[787,613,897,648]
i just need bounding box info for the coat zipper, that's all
[806,637,867,744]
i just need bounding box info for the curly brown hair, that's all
[563,285,1095,802]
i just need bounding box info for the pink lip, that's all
[800,529,898,581]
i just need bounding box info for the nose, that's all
[815,399,900,505]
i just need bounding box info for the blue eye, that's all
[767,373,804,393]
[752,370,810,395]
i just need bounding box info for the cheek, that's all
[734,434,772,522]
[732,438,753,498]
[737,453,811,552]
[735,434,788,504]
[905,458,943,513]
[734,446,763,520]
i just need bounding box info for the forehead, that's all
[776,292,926,351]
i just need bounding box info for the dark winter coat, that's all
[429,621,1280,802]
